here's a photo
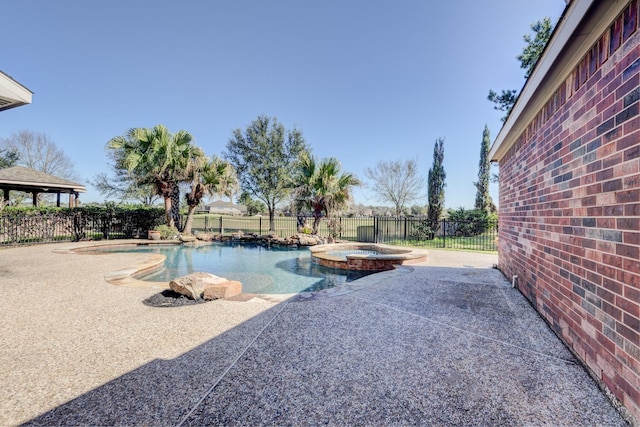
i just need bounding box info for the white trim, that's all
[489,0,595,161]
[0,71,33,110]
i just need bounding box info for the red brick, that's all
[617,322,640,346]
[624,313,640,331]
[602,277,623,295]
[619,270,640,287]
[616,295,640,318]
[626,283,640,305]
[624,232,640,245]
[624,115,640,133]
[602,300,623,320]
[617,130,640,150]
[617,243,640,259]
[616,189,640,203]
[623,258,640,274]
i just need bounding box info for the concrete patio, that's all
[0,242,628,426]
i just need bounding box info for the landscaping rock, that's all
[180,235,197,243]
[203,280,242,300]
[297,234,324,246]
[169,272,228,300]
[196,233,213,241]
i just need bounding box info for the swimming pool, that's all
[102,243,376,294]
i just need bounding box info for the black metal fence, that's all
[194,215,498,252]
[0,210,497,252]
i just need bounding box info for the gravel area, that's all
[0,242,628,426]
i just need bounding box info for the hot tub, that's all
[310,243,428,271]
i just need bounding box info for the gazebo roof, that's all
[0,166,86,194]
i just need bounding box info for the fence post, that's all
[403,217,407,241]
[374,217,378,243]
[219,216,223,234]
[442,218,446,248]
[259,216,262,235]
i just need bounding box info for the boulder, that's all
[203,280,242,300]
[196,233,213,241]
[180,234,197,243]
[297,234,324,246]
[169,272,228,300]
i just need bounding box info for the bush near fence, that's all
[0,206,165,246]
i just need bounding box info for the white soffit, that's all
[0,71,33,111]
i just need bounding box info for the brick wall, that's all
[497,2,640,421]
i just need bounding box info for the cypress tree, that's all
[427,138,446,234]
[474,125,496,213]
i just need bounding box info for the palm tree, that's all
[183,155,237,235]
[294,154,360,234]
[107,125,197,228]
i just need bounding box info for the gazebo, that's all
[0,166,86,208]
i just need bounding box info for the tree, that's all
[183,155,236,235]
[364,158,424,217]
[294,154,360,234]
[0,147,19,169]
[488,17,554,121]
[107,125,198,228]
[0,130,78,179]
[410,204,427,216]
[427,138,446,234]
[518,17,554,79]
[238,191,266,216]
[224,115,309,231]
[474,125,496,214]
[90,147,159,205]
[487,89,518,120]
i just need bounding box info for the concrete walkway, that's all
[0,242,627,426]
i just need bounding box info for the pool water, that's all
[107,243,377,294]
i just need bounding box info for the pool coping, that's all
[61,240,177,289]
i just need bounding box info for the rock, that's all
[297,234,323,246]
[196,233,212,241]
[203,280,242,300]
[180,234,197,243]
[169,272,227,300]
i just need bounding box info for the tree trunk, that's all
[164,196,173,227]
[183,204,196,235]
[312,212,322,235]
[268,207,275,232]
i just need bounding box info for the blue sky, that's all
[2,0,566,209]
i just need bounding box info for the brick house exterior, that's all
[489,0,639,422]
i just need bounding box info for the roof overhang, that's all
[0,166,86,194]
[0,71,33,112]
[489,0,627,162]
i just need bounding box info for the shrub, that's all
[447,208,495,237]
[153,224,178,240]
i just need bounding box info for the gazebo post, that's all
[3,189,9,203]
[57,193,61,207]
[32,191,38,207]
